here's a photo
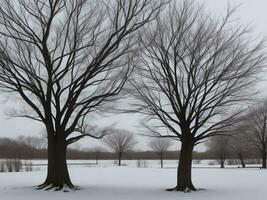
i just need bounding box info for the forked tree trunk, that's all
[238,153,245,168]
[167,138,196,192]
[38,135,75,190]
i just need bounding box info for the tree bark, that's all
[38,135,75,190]
[167,137,196,192]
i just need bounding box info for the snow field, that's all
[0,165,266,200]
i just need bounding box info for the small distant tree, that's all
[245,103,267,169]
[92,147,105,165]
[149,138,172,168]
[228,124,252,168]
[0,161,4,172]
[103,129,136,166]
[207,135,230,168]
[6,160,13,172]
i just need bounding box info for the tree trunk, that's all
[160,153,163,168]
[38,135,75,190]
[262,151,266,169]
[220,159,225,168]
[168,138,196,192]
[118,153,122,166]
[238,153,245,168]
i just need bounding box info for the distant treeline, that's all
[0,137,259,160]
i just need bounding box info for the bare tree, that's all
[103,129,136,166]
[206,135,230,168]
[0,0,165,190]
[129,0,266,191]
[92,146,105,165]
[227,124,254,168]
[245,103,267,169]
[149,138,172,168]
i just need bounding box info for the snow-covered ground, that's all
[0,162,266,200]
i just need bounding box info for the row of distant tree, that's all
[207,101,267,169]
[0,135,175,163]
[0,132,263,168]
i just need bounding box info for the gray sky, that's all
[0,0,266,151]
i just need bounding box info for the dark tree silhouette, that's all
[129,0,266,191]
[149,138,172,168]
[0,0,165,190]
[103,129,136,166]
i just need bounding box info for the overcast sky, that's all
[0,0,266,151]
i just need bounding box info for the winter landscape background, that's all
[0,0,267,199]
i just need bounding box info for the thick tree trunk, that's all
[38,136,75,190]
[262,151,266,169]
[238,153,245,168]
[167,138,196,192]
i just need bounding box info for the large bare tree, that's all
[130,0,266,191]
[103,129,136,166]
[0,0,165,190]
[149,138,172,168]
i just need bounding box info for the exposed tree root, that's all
[166,185,197,192]
[36,181,79,191]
